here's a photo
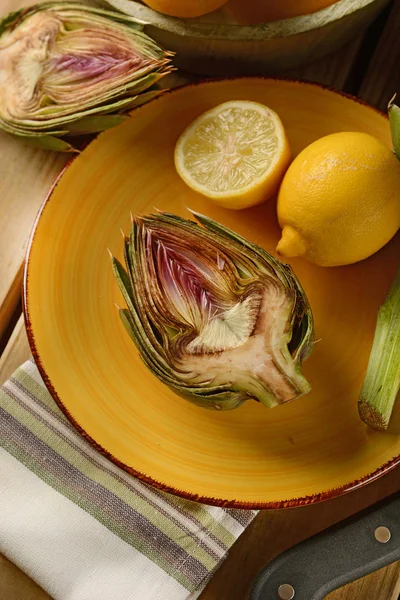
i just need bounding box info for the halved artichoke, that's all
[111,212,314,410]
[0,2,173,151]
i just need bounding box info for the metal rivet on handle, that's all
[278,584,295,599]
[374,526,391,543]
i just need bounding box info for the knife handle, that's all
[249,492,400,600]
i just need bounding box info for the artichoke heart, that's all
[111,212,314,410]
[0,2,173,151]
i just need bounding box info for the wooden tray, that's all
[106,0,391,75]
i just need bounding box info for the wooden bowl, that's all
[24,78,400,509]
[106,0,391,75]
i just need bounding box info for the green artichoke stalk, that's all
[358,267,400,430]
[357,96,400,430]
[0,2,173,151]
[111,212,314,410]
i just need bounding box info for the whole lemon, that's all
[276,132,400,266]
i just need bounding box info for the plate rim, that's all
[23,76,400,510]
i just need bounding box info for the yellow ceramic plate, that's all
[24,79,400,509]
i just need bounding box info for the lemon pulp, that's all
[175,100,291,210]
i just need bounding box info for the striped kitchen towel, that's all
[0,359,257,600]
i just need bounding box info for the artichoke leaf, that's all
[389,95,400,161]
[0,2,173,150]
[21,134,75,152]
[66,114,128,135]
[4,75,170,129]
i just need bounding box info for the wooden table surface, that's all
[1,1,400,599]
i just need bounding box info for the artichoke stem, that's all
[242,375,279,409]
[358,267,400,430]
[244,348,311,409]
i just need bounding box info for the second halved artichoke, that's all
[112,212,314,411]
[0,2,173,151]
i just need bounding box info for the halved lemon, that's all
[174,100,291,210]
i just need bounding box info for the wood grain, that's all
[0,135,67,344]
[0,314,30,386]
[0,555,51,600]
[328,561,400,599]
[359,0,400,110]
[390,573,400,600]
[286,36,365,89]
